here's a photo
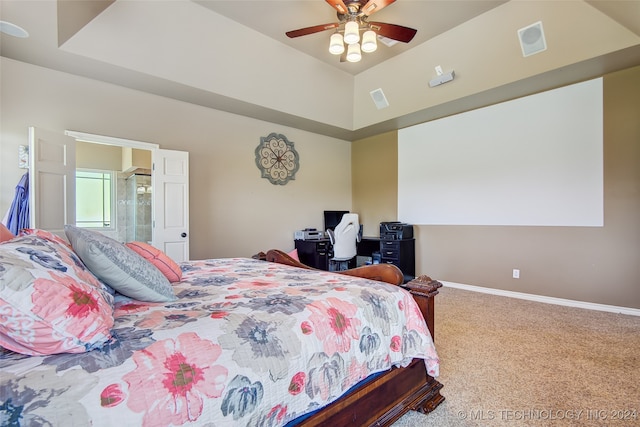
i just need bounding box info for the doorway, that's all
[29,127,191,261]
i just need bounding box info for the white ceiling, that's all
[2,0,640,140]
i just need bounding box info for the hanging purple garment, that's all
[6,171,30,235]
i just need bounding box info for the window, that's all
[76,170,114,229]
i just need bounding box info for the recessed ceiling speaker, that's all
[370,88,389,109]
[518,21,547,57]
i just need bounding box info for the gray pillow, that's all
[65,225,176,303]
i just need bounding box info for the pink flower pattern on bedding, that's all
[31,272,106,334]
[0,258,439,426]
[307,297,361,355]
[123,332,228,426]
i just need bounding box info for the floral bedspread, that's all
[1,258,439,427]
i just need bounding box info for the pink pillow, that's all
[125,242,182,283]
[0,223,14,243]
[287,248,300,262]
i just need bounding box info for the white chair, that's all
[327,213,361,271]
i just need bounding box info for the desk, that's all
[380,239,415,283]
[295,236,415,282]
[357,237,381,258]
[295,237,381,271]
[294,239,331,270]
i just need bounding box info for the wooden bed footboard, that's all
[297,359,444,426]
[403,274,443,342]
[263,250,445,426]
[263,249,405,286]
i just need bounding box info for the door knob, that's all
[181,232,187,238]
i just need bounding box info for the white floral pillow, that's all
[0,234,115,355]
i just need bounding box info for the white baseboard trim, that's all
[440,281,640,317]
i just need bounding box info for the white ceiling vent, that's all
[518,21,547,57]
[370,88,389,109]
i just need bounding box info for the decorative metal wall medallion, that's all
[255,133,300,185]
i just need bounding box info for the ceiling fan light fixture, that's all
[344,21,360,45]
[361,30,377,53]
[329,32,345,55]
[286,1,417,66]
[346,43,362,62]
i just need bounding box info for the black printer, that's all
[379,222,413,240]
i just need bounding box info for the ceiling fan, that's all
[286,0,417,63]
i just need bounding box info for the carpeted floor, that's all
[392,287,640,426]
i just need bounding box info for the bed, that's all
[0,226,444,426]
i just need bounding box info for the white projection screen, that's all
[398,78,603,226]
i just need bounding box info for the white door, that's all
[28,127,76,239]
[152,149,189,262]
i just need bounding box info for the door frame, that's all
[65,131,190,261]
[65,130,160,151]
[29,129,190,261]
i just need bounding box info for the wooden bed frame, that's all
[263,249,445,426]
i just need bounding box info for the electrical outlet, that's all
[513,269,520,279]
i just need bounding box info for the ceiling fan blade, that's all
[368,21,417,43]
[286,23,339,38]
[325,0,349,15]
[361,0,397,16]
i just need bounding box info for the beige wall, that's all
[75,141,151,172]
[121,147,152,172]
[352,66,640,309]
[0,58,352,259]
[76,140,122,170]
[351,131,398,237]
[2,57,637,309]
